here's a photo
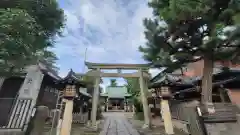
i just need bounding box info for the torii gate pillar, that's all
[91,69,101,128]
[139,69,151,128]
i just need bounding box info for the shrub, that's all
[133,97,143,112]
[134,112,144,120]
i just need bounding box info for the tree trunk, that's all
[201,56,214,110]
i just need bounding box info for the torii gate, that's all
[85,62,152,128]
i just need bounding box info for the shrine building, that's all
[100,86,132,111]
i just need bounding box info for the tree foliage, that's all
[140,0,240,103]
[81,74,103,95]
[124,78,140,96]
[0,0,64,74]
[109,79,117,87]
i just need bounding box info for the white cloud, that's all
[55,0,153,89]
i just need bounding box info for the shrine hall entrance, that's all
[108,98,124,111]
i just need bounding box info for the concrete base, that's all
[60,100,73,135]
[142,123,151,129]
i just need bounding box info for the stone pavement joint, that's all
[99,112,140,135]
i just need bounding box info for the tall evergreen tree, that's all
[124,78,140,96]
[140,0,240,107]
[0,0,64,74]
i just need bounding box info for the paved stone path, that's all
[99,112,140,135]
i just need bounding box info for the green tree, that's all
[140,0,240,106]
[124,78,140,96]
[109,79,117,87]
[38,50,59,73]
[80,74,103,95]
[0,0,64,74]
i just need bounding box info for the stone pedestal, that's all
[57,119,63,135]
[30,106,49,135]
[161,100,174,134]
[237,114,240,126]
[50,109,61,134]
[60,99,73,135]
[106,98,109,112]
[132,105,135,113]
[124,99,127,112]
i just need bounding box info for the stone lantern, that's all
[56,69,86,135]
[154,80,174,135]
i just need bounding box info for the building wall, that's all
[227,89,240,105]
[184,60,240,105]
[185,60,204,77]
[184,60,240,77]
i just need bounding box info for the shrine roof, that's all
[57,69,86,87]
[149,74,196,88]
[149,68,240,99]
[149,67,240,88]
[100,86,131,98]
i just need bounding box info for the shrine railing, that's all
[170,101,190,122]
[72,112,88,124]
[0,98,32,130]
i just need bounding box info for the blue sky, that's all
[53,0,160,89]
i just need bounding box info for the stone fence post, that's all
[237,114,240,126]
[182,103,207,135]
[30,106,49,135]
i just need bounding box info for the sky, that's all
[53,0,160,89]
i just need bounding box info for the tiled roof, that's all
[56,69,87,87]
[150,74,198,88]
[150,67,240,87]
